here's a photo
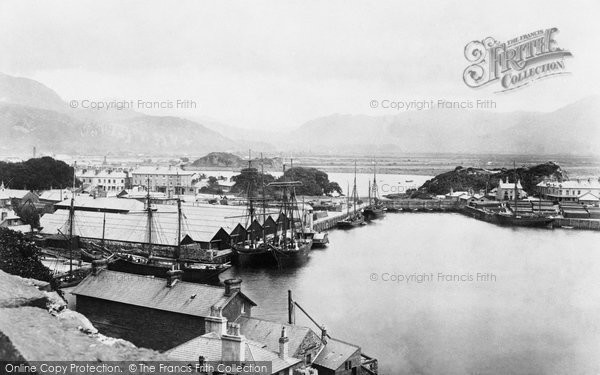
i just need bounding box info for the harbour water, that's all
[222,213,600,375]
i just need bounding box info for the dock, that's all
[312,203,369,231]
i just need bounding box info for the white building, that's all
[536,178,600,202]
[131,166,197,196]
[496,178,526,201]
[76,169,128,193]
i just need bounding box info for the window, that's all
[241,303,245,314]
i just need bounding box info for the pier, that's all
[312,203,368,231]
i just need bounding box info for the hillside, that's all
[191,152,283,169]
[288,97,600,155]
[417,162,567,196]
[0,73,237,156]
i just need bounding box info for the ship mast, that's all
[68,162,76,277]
[176,198,182,261]
[261,153,267,246]
[146,176,153,256]
[513,161,518,217]
[247,150,255,249]
[352,161,357,216]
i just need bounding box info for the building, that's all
[536,178,600,203]
[0,183,39,209]
[71,265,256,351]
[496,178,525,201]
[131,166,197,195]
[0,208,30,233]
[76,169,129,193]
[167,313,304,375]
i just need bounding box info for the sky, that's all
[1,0,599,130]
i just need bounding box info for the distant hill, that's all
[288,97,600,155]
[417,162,567,196]
[0,73,237,156]
[191,152,283,169]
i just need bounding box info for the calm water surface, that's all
[221,213,600,375]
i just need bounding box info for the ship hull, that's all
[495,213,554,228]
[107,258,229,284]
[231,245,278,268]
[363,206,385,220]
[337,217,365,229]
[272,240,312,268]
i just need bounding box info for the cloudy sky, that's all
[1,0,598,129]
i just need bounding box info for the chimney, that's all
[91,259,108,275]
[205,306,227,335]
[321,325,327,345]
[222,322,245,362]
[224,279,242,296]
[278,327,289,359]
[166,269,183,287]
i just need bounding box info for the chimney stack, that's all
[321,325,327,344]
[224,279,242,296]
[91,259,108,275]
[205,306,227,335]
[166,269,183,287]
[222,322,245,362]
[278,327,289,359]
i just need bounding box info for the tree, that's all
[278,167,342,196]
[0,157,75,190]
[231,168,276,196]
[0,228,57,289]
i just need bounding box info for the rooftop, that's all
[71,270,255,317]
[132,166,196,176]
[314,337,360,371]
[167,332,301,373]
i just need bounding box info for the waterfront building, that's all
[131,166,197,195]
[76,169,129,193]
[536,178,600,203]
[71,265,256,351]
[496,178,526,201]
[167,314,304,375]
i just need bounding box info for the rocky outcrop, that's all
[0,270,168,361]
[416,162,567,196]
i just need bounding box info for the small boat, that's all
[405,179,414,183]
[310,232,329,248]
[337,161,366,229]
[561,225,574,229]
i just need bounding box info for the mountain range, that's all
[0,72,598,157]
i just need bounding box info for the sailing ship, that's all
[495,162,554,228]
[268,167,313,267]
[231,153,280,267]
[363,160,386,220]
[337,161,365,229]
[107,186,231,284]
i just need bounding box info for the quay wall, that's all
[555,218,600,231]
[382,199,462,211]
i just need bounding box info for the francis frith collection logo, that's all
[463,28,572,92]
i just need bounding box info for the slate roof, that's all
[167,332,301,373]
[313,337,360,371]
[235,316,318,356]
[71,270,256,317]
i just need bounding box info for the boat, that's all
[337,161,365,229]
[107,189,230,284]
[108,255,230,284]
[268,161,313,267]
[363,160,386,221]
[308,231,329,248]
[495,212,554,227]
[231,152,279,267]
[494,162,554,228]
